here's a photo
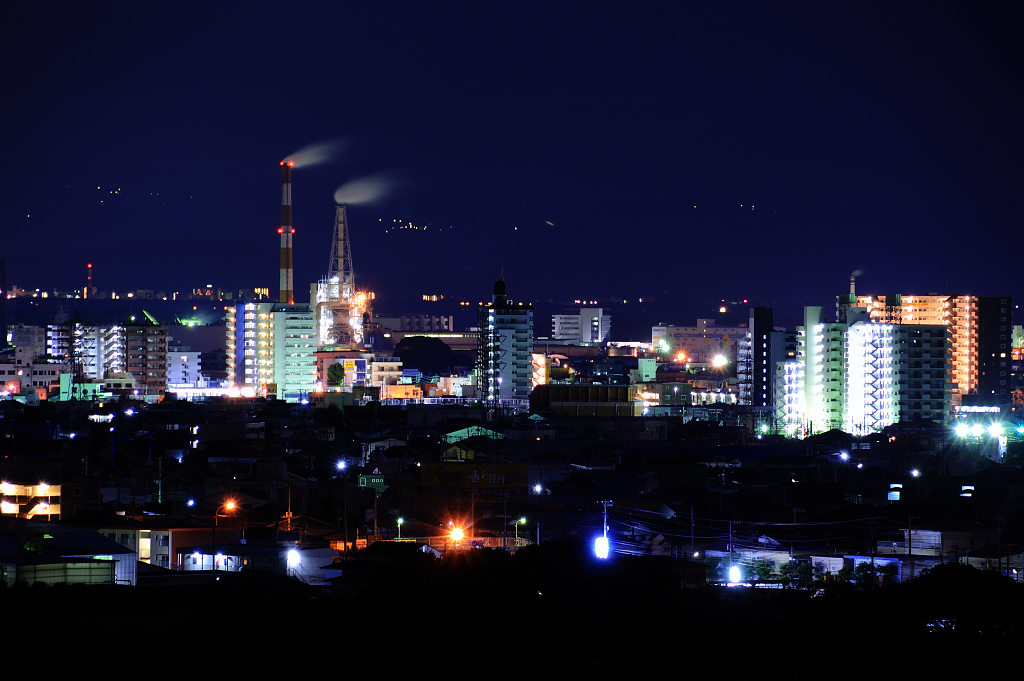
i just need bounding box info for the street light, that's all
[594,499,612,559]
[212,500,236,572]
[397,516,404,541]
[515,516,526,546]
[728,565,742,584]
[335,461,350,560]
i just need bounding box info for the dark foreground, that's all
[4,541,1020,677]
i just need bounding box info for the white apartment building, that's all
[551,307,611,344]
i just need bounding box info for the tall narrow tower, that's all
[278,161,295,304]
[313,203,371,348]
[329,204,355,300]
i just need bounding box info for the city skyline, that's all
[3,3,1021,304]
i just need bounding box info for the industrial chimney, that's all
[278,161,295,304]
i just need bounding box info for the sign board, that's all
[358,474,388,494]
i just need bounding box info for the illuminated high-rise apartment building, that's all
[737,307,782,410]
[121,316,167,397]
[839,294,978,396]
[778,306,951,436]
[976,296,1012,401]
[477,278,534,403]
[225,302,316,401]
[46,322,124,380]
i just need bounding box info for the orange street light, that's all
[212,499,237,572]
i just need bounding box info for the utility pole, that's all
[729,519,734,567]
[690,504,695,556]
[600,499,613,542]
[471,487,478,544]
[500,490,510,548]
[907,514,912,557]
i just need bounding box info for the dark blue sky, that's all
[3,2,1021,308]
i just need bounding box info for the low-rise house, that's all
[0,519,137,585]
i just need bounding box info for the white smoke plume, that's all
[282,139,349,169]
[333,172,403,205]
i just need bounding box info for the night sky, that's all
[3,2,1021,309]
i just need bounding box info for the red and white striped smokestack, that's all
[278,161,295,304]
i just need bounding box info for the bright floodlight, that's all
[839,451,849,461]
[594,536,609,559]
[970,424,985,437]
[186,498,195,507]
[987,423,1004,438]
[954,423,970,438]
[533,483,543,494]
[287,549,300,568]
[124,408,135,416]
[450,527,464,541]
[711,354,728,368]
[911,469,921,478]
[336,460,346,471]
[728,565,742,583]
